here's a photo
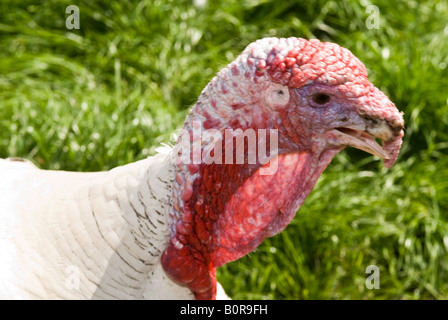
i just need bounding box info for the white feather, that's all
[0,154,210,299]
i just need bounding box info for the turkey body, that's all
[0,155,194,299]
[0,37,405,299]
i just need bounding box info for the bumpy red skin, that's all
[161,37,404,299]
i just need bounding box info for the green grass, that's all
[1,0,447,299]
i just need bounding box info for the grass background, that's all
[1,0,447,299]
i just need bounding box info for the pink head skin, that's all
[161,37,404,299]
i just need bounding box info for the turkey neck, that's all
[83,155,175,298]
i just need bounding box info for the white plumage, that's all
[0,154,201,299]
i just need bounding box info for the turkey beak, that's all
[328,115,404,168]
[331,122,391,159]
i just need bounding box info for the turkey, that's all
[0,37,404,300]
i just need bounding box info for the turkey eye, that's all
[312,93,331,105]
